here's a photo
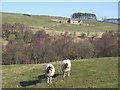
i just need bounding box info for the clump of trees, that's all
[71,12,97,20]
[90,32,118,57]
[2,23,119,65]
[2,23,34,43]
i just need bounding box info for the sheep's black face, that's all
[65,63,69,68]
[47,66,53,73]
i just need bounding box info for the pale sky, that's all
[2,2,118,19]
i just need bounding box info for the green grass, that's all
[53,20,118,32]
[2,57,118,88]
[1,12,58,27]
[1,12,118,32]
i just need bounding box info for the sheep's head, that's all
[64,63,69,68]
[47,66,53,73]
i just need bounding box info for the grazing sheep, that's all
[44,64,55,83]
[61,59,71,77]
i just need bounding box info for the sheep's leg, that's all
[50,76,52,83]
[63,72,65,77]
[68,71,70,77]
[47,77,49,83]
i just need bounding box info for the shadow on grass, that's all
[20,74,62,87]
[20,80,39,87]
[53,74,63,78]
[38,74,62,80]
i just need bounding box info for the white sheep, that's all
[44,64,55,83]
[61,59,71,77]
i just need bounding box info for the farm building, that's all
[67,19,83,24]
[104,18,120,24]
[51,19,67,23]
[51,18,83,25]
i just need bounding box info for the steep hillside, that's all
[1,12,118,32]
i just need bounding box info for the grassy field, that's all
[1,12,57,27]
[45,30,104,37]
[53,21,118,32]
[1,12,118,32]
[2,57,118,88]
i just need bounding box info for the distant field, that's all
[1,12,118,32]
[53,22,118,32]
[1,12,57,27]
[2,57,118,88]
[45,30,104,38]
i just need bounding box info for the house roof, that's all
[69,18,82,21]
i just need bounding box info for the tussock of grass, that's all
[2,57,118,88]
